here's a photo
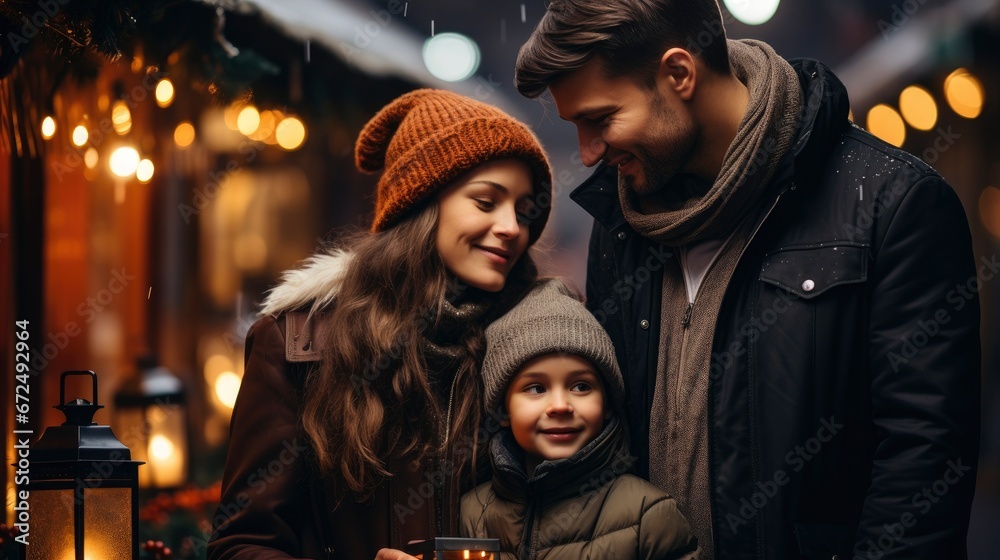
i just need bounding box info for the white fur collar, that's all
[259,249,353,317]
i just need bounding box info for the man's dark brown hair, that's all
[515,0,731,98]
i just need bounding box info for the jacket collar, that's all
[489,417,632,504]
[259,249,353,317]
[570,58,851,228]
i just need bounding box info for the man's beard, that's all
[621,94,699,206]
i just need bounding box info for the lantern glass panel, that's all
[83,486,132,559]
[26,489,75,560]
[113,407,150,487]
[147,403,187,487]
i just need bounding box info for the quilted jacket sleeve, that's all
[637,493,700,560]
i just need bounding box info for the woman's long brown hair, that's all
[300,202,538,498]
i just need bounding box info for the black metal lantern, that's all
[113,356,188,488]
[22,370,143,560]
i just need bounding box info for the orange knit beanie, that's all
[355,89,552,243]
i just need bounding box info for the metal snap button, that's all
[639,319,650,329]
[617,231,627,240]
[802,279,816,292]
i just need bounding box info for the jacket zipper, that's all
[681,302,694,326]
[519,490,539,560]
[733,193,784,560]
[674,308,693,421]
[436,371,460,538]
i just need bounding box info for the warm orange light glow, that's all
[72,125,89,146]
[237,106,261,136]
[109,147,140,177]
[899,85,937,131]
[276,117,307,150]
[155,79,175,108]
[979,186,1000,239]
[41,116,56,139]
[945,68,984,119]
[234,233,268,271]
[215,371,242,409]
[84,147,99,169]
[224,103,243,131]
[136,159,154,183]
[174,122,196,147]
[866,104,906,147]
[248,110,278,142]
[112,101,132,134]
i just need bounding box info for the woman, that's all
[207,89,552,560]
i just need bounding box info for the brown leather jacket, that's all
[207,312,464,560]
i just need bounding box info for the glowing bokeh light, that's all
[41,116,56,139]
[944,68,984,119]
[155,79,175,108]
[109,147,140,177]
[866,104,906,147]
[723,0,781,25]
[84,147,99,169]
[237,106,261,136]
[72,125,89,146]
[899,85,937,131]
[276,117,307,150]
[215,371,242,409]
[174,121,196,147]
[423,33,481,82]
[112,101,132,135]
[136,159,154,183]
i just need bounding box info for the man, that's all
[515,1,981,559]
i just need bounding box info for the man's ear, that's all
[658,47,697,102]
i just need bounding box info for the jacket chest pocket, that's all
[750,244,870,393]
[759,244,869,299]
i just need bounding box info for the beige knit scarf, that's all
[627,40,803,560]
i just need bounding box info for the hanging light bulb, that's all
[112,101,132,135]
[136,159,155,183]
[72,125,89,147]
[41,116,56,139]
[109,147,140,178]
[155,79,175,108]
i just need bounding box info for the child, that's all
[461,279,699,560]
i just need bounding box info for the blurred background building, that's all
[1,0,997,557]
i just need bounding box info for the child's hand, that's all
[374,548,419,560]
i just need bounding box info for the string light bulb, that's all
[136,159,154,183]
[41,116,56,139]
[110,147,141,177]
[72,125,89,146]
[155,79,175,108]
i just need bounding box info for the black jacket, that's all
[569,58,981,559]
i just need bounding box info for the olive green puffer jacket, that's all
[460,418,699,560]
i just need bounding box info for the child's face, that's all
[503,353,611,465]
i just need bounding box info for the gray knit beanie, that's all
[482,279,625,416]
